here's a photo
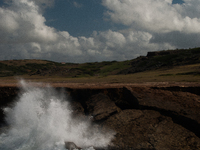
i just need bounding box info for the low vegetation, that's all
[0,47,200,83]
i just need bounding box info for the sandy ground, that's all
[0,81,200,88]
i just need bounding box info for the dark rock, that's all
[103,109,200,150]
[147,51,170,57]
[1,85,200,149]
[64,141,81,150]
[86,93,120,121]
[105,87,139,110]
[0,87,18,125]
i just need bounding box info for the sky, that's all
[0,0,200,63]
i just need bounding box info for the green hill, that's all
[0,47,200,80]
[119,47,200,75]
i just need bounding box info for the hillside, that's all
[120,47,200,75]
[0,59,131,78]
[0,47,200,80]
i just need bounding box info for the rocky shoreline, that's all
[0,83,200,149]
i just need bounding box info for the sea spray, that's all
[0,80,115,150]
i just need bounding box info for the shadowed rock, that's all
[1,85,200,149]
[64,141,81,150]
[86,93,120,121]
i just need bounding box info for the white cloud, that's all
[0,0,58,43]
[102,0,200,33]
[77,30,173,62]
[0,0,200,63]
[0,8,19,32]
[98,30,126,48]
[2,0,153,62]
[0,0,82,62]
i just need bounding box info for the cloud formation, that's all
[0,0,57,43]
[102,0,200,33]
[102,0,200,49]
[0,0,200,63]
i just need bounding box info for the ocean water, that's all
[0,80,115,150]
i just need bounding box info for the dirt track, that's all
[0,81,200,88]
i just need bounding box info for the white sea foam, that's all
[0,80,115,150]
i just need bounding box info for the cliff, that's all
[0,83,200,149]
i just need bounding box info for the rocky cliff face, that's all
[0,85,200,150]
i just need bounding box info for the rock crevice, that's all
[0,85,200,149]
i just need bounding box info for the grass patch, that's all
[1,63,199,83]
[100,61,131,76]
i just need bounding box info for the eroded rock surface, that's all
[0,84,200,150]
[85,93,120,121]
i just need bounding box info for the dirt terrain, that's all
[0,82,200,150]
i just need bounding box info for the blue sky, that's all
[0,0,200,63]
[44,0,125,37]
[44,0,184,37]
[172,0,184,4]
[44,0,107,37]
